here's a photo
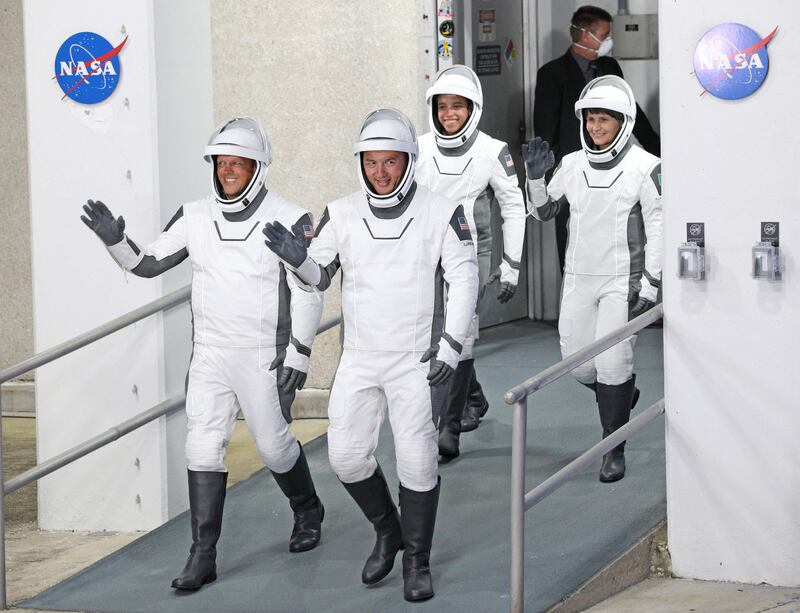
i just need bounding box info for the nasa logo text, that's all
[54,32,127,104]
[693,23,777,100]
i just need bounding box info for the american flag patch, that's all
[458,217,470,231]
[303,224,314,238]
[504,153,514,168]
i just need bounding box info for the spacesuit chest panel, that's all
[186,200,281,347]
[338,195,441,352]
[564,155,641,276]
[417,151,491,254]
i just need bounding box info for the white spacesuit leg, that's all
[559,273,599,385]
[593,277,636,385]
[184,344,240,473]
[231,347,300,474]
[386,352,439,492]
[327,349,387,484]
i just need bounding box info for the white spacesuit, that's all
[264,107,478,602]
[416,64,527,452]
[81,117,325,592]
[523,76,662,482]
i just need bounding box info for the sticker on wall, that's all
[478,9,496,43]
[54,32,127,104]
[438,0,453,18]
[438,38,453,59]
[439,20,454,39]
[504,39,516,68]
[693,23,778,100]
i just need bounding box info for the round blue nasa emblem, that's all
[54,32,124,104]
[693,23,775,100]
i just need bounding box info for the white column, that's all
[661,0,800,586]
[23,0,212,530]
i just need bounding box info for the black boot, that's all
[271,444,324,552]
[460,363,489,433]
[597,376,638,483]
[171,470,227,591]
[341,465,404,584]
[438,360,472,461]
[399,479,440,602]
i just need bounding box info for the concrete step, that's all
[548,520,669,613]
[291,388,329,419]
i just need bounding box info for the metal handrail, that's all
[505,304,664,404]
[0,284,341,609]
[3,396,185,496]
[0,285,192,385]
[504,304,663,613]
[524,399,665,511]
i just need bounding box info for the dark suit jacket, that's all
[533,51,660,164]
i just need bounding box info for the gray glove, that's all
[630,296,656,319]
[486,268,516,304]
[521,137,555,180]
[420,345,455,387]
[263,221,308,268]
[81,200,125,246]
[269,354,307,395]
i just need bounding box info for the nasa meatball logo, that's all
[54,32,128,104]
[693,23,777,100]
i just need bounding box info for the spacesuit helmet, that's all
[354,107,418,208]
[204,117,272,213]
[425,64,483,148]
[574,75,636,163]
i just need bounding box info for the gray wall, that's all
[0,0,33,377]
[210,1,426,387]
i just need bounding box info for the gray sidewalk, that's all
[586,577,800,613]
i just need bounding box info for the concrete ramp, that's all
[21,321,665,613]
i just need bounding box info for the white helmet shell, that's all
[425,64,483,149]
[354,107,418,208]
[574,75,636,164]
[204,117,271,213]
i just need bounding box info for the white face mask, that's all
[573,25,614,57]
[594,36,613,57]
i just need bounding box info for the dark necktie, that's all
[588,61,598,81]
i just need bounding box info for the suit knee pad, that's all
[257,436,300,474]
[572,364,597,386]
[395,437,438,492]
[185,429,227,472]
[328,445,376,484]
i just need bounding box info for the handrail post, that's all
[510,397,527,613]
[0,390,6,610]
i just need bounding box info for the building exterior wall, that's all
[661,0,799,586]
[23,0,212,530]
[0,1,33,378]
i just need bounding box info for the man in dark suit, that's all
[533,5,660,271]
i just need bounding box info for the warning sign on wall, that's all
[476,45,501,75]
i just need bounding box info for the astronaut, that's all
[416,64,526,459]
[263,108,478,602]
[80,117,325,591]
[522,76,662,482]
